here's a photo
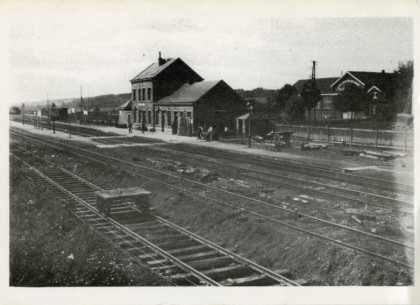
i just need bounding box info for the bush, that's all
[149,128,156,132]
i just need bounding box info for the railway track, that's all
[13,117,413,193]
[12,117,413,197]
[175,143,414,196]
[10,128,415,271]
[11,145,300,286]
[130,144,413,213]
[11,117,119,137]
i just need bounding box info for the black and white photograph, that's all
[1,0,419,304]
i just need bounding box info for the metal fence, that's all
[275,124,413,150]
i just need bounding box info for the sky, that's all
[3,1,414,104]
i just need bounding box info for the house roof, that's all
[293,77,338,95]
[118,99,132,110]
[130,57,203,82]
[236,112,272,120]
[155,80,221,105]
[331,71,395,91]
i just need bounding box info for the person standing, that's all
[224,126,229,139]
[128,121,133,134]
[208,125,213,141]
[197,126,202,140]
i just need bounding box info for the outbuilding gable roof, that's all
[130,57,203,83]
[155,80,221,105]
[118,99,132,110]
[293,77,339,95]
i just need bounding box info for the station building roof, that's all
[130,57,203,83]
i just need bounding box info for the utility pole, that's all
[47,92,50,126]
[69,108,72,138]
[22,103,25,125]
[247,102,253,148]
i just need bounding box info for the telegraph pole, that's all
[22,103,25,125]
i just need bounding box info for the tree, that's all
[285,94,305,122]
[301,81,321,121]
[372,93,394,121]
[10,106,21,115]
[272,84,297,114]
[394,60,413,113]
[334,83,368,115]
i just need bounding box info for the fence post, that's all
[308,123,311,140]
[375,128,378,149]
[350,127,353,147]
[327,125,330,143]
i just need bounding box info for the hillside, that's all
[62,93,131,110]
[235,87,277,103]
[22,93,131,111]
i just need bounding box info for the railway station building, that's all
[129,52,246,135]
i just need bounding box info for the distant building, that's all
[118,99,133,127]
[293,70,396,120]
[331,71,395,119]
[293,77,339,120]
[130,52,246,135]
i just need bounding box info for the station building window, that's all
[186,111,191,118]
[155,109,159,125]
[142,89,146,101]
[174,111,178,124]
[132,89,137,101]
[167,111,172,126]
[148,88,152,100]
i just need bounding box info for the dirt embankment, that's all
[9,163,167,286]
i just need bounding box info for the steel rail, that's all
[12,145,300,286]
[136,145,413,209]
[11,155,181,286]
[177,143,414,195]
[14,118,412,195]
[11,130,414,250]
[10,130,414,271]
[11,152,220,286]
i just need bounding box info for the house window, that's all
[132,89,137,101]
[323,96,332,110]
[187,111,192,118]
[147,110,151,124]
[167,111,172,126]
[148,88,151,100]
[142,89,146,101]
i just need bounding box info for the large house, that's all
[129,52,246,135]
[293,70,396,120]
